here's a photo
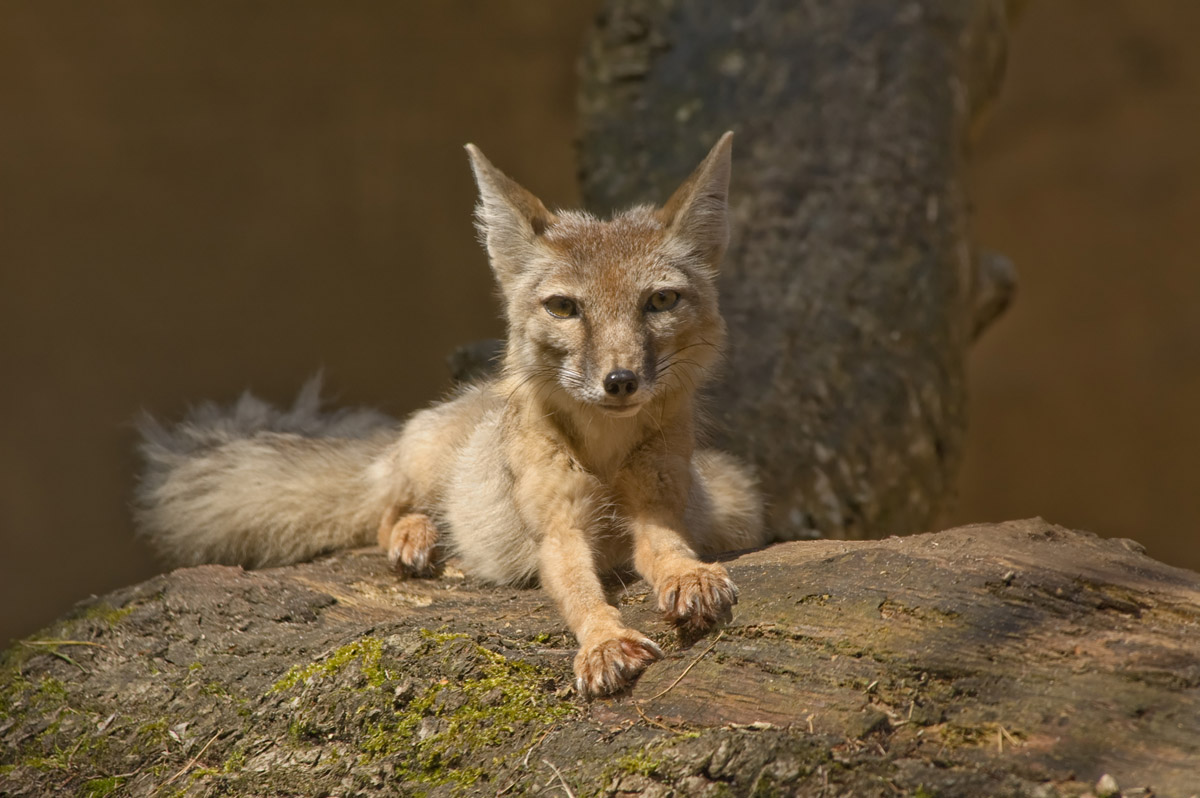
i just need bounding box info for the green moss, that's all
[2,673,94,767]
[26,746,71,773]
[79,774,127,797]
[222,745,247,774]
[0,666,32,698]
[616,749,664,777]
[22,708,112,775]
[78,603,133,628]
[257,631,576,790]
[270,637,386,694]
[136,719,168,744]
[366,654,555,783]
[419,629,470,645]
[201,681,232,698]
[273,632,574,790]
[288,717,321,742]
[35,677,68,702]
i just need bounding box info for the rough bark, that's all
[3,519,1198,797]
[578,0,1018,541]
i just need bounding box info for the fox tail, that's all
[134,377,399,569]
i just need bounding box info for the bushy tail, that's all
[134,377,400,569]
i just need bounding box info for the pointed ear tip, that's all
[464,144,495,182]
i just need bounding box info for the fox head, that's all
[465,134,732,417]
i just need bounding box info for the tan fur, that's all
[135,133,765,696]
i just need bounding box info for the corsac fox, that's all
[135,133,766,696]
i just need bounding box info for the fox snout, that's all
[571,350,656,414]
[603,369,639,397]
[594,346,657,408]
[592,361,651,412]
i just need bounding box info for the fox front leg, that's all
[634,520,739,634]
[538,522,663,697]
[620,458,739,635]
[520,464,663,697]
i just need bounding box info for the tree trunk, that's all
[578,0,1018,541]
[3,520,1198,797]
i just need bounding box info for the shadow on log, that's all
[2,520,1198,796]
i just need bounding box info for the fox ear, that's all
[657,131,734,265]
[465,144,557,276]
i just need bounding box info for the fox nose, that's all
[603,369,639,397]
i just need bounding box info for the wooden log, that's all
[3,520,1197,796]
[578,0,1018,541]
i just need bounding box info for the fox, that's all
[135,133,766,697]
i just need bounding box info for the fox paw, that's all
[573,633,663,699]
[657,563,739,634]
[383,513,440,578]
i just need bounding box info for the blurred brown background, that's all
[2,1,1197,646]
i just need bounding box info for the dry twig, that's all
[542,759,576,798]
[642,631,723,703]
[159,731,221,791]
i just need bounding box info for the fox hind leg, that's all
[685,449,767,556]
[378,506,440,578]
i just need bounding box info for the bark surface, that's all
[3,520,1198,797]
[578,0,1017,540]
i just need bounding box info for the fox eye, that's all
[543,296,578,319]
[645,289,681,313]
